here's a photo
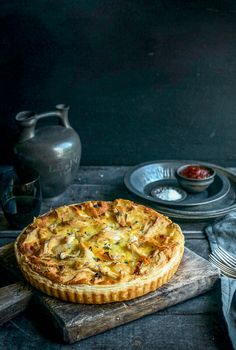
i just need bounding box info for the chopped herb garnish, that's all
[95,272,102,278]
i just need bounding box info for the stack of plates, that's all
[124,160,236,220]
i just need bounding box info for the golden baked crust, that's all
[15,199,184,303]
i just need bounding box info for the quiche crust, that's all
[15,199,184,304]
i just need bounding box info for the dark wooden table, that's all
[0,166,233,349]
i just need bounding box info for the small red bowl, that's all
[175,164,216,193]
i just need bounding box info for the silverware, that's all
[209,252,236,278]
[213,246,236,269]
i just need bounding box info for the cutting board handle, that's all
[0,282,32,325]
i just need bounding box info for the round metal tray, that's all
[124,160,236,221]
[124,161,230,207]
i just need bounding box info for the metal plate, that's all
[124,161,230,207]
[124,161,236,221]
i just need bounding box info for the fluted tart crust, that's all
[15,199,184,303]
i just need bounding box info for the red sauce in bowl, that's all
[180,166,213,180]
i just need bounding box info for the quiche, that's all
[15,199,184,304]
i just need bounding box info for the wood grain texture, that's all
[0,243,219,343]
[0,282,32,325]
[0,166,233,348]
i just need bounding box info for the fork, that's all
[213,246,236,269]
[209,254,236,278]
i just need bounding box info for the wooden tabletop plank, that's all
[0,282,32,326]
[0,312,230,350]
[0,165,233,349]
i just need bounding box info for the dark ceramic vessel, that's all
[14,104,81,198]
[175,164,216,193]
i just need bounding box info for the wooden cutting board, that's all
[0,243,219,343]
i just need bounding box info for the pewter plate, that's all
[124,161,236,221]
[124,161,230,207]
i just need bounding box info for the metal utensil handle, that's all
[16,104,71,143]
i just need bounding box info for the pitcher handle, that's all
[16,104,71,143]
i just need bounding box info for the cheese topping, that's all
[17,199,184,286]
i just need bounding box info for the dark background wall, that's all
[1,0,236,166]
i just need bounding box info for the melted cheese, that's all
[17,199,184,286]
